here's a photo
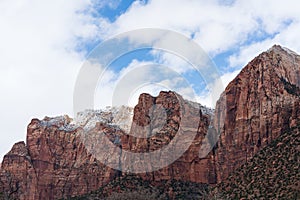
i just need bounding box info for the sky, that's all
[1,0,300,160]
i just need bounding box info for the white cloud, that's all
[96,0,300,64]
[0,0,103,159]
[94,59,153,108]
[98,0,259,53]
[229,21,300,68]
[96,0,122,10]
[94,58,198,108]
[197,70,240,108]
[95,0,300,110]
[150,50,194,74]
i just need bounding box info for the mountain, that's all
[214,45,300,182]
[0,45,299,199]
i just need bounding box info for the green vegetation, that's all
[216,126,300,199]
[67,175,211,200]
[66,126,300,200]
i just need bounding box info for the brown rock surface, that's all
[0,91,213,199]
[122,91,216,183]
[0,141,37,199]
[77,91,216,183]
[214,45,300,182]
[0,118,119,199]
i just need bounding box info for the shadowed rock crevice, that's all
[280,76,300,96]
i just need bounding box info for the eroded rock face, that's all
[0,142,37,200]
[0,91,213,199]
[122,91,216,183]
[0,119,119,200]
[214,45,300,182]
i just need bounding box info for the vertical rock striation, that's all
[0,118,120,199]
[214,45,300,182]
[122,91,216,183]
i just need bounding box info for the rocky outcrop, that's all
[122,91,216,183]
[0,91,214,199]
[214,45,300,182]
[0,142,37,199]
[0,118,123,199]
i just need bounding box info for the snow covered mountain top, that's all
[39,96,214,134]
[40,106,134,133]
[73,106,133,132]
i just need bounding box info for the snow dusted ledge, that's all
[39,106,134,133]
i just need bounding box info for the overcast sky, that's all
[1,0,300,160]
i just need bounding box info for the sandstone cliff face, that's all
[214,45,300,182]
[0,118,120,200]
[0,142,37,199]
[0,45,299,199]
[122,91,216,184]
[0,91,213,199]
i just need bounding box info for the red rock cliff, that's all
[0,117,119,200]
[0,91,214,199]
[121,91,216,184]
[214,45,300,182]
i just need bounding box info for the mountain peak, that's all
[5,141,28,157]
[267,44,299,57]
[268,44,283,51]
[214,44,300,182]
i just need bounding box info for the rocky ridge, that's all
[0,91,214,199]
[0,45,299,199]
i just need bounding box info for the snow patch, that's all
[186,100,215,117]
[283,47,299,56]
[39,106,134,133]
[72,106,134,132]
